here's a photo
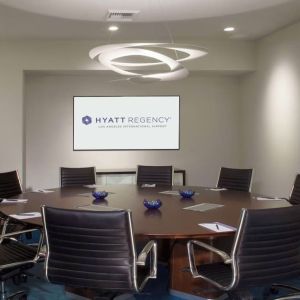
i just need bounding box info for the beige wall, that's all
[241,22,300,196]
[2,20,300,194]
[2,19,300,193]
[1,20,300,197]
[0,67,23,175]
[0,39,254,187]
[25,73,241,189]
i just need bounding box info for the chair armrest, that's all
[187,240,231,278]
[0,227,41,239]
[136,240,157,278]
[1,227,44,263]
[1,217,37,236]
[272,283,300,293]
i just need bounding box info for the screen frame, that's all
[73,95,180,151]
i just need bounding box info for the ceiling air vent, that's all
[106,10,140,22]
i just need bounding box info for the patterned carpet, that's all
[6,258,300,299]
[6,263,185,300]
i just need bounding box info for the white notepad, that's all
[83,184,105,188]
[159,190,179,195]
[141,184,156,188]
[9,212,41,220]
[209,188,227,192]
[256,197,286,201]
[183,203,224,212]
[159,190,199,196]
[199,222,236,232]
[32,189,54,193]
[1,199,28,203]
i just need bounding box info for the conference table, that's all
[0,184,290,298]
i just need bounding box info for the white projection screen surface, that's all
[73,96,180,150]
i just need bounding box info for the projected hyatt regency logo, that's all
[81,116,171,128]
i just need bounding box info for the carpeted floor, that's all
[7,263,184,300]
[6,262,300,300]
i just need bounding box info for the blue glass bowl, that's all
[144,199,162,209]
[179,189,195,198]
[92,191,108,200]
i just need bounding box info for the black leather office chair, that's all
[217,167,253,192]
[0,170,22,199]
[0,170,27,234]
[288,173,300,205]
[137,165,173,186]
[60,167,96,187]
[41,206,157,299]
[187,205,300,300]
[0,227,43,300]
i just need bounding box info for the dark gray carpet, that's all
[6,261,300,299]
[6,263,184,300]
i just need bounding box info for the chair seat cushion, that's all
[196,262,233,288]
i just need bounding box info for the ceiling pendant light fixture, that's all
[89,43,207,82]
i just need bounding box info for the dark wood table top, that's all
[0,185,290,239]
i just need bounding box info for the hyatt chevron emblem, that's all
[82,115,92,125]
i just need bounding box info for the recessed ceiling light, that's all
[108,25,119,32]
[224,27,235,32]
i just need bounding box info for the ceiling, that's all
[0,0,300,41]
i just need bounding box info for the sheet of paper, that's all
[1,199,28,203]
[9,212,41,219]
[32,189,54,193]
[183,203,224,212]
[159,190,180,195]
[199,222,236,232]
[159,190,199,196]
[209,188,227,191]
[83,184,105,188]
[78,205,122,211]
[141,184,156,188]
[256,197,286,201]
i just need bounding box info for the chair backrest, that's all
[231,205,300,289]
[137,165,173,186]
[41,206,138,292]
[60,167,96,187]
[0,170,22,198]
[217,167,253,192]
[289,174,300,205]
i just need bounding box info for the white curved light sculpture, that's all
[89,43,207,82]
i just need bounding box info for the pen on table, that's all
[17,213,36,216]
[215,224,219,230]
